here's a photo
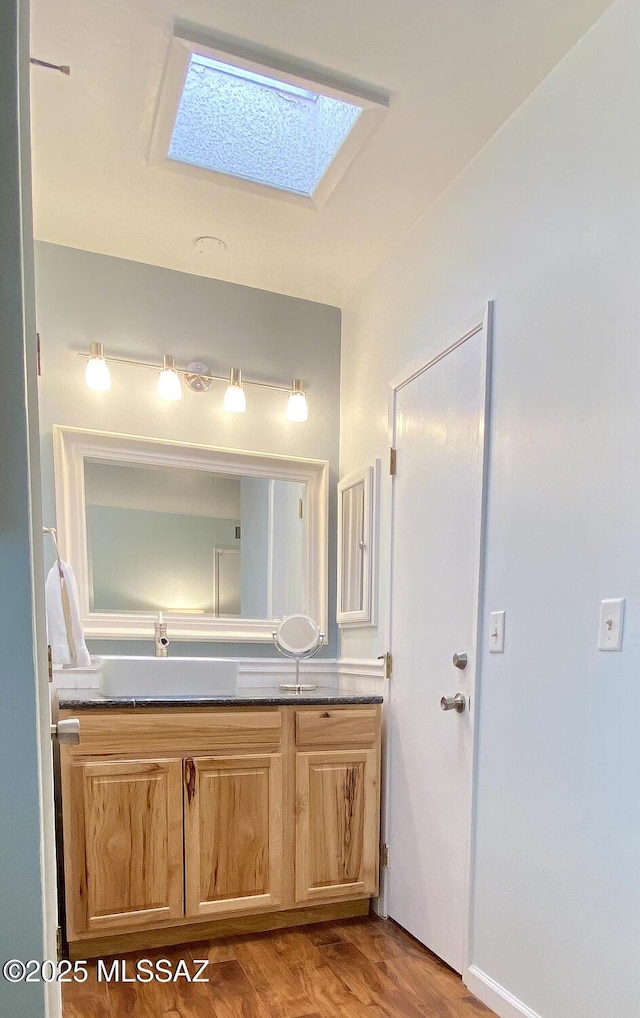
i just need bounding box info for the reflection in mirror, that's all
[340,478,365,613]
[84,460,306,620]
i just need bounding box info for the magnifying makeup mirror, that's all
[273,614,325,692]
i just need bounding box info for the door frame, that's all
[2,2,61,1015]
[383,301,493,981]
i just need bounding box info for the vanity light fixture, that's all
[84,342,111,391]
[157,354,183,401]
[286,379,308,423]
[78,350,309,421]
[223,368,246,414]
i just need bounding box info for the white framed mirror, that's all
[53,426,328,642]
[336,462,377,626]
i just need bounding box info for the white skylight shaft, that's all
[168,54,363,196]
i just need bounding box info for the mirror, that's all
[54,426,328,642]
[337,463,377,626]
[274,614,322,656]
[84,460,305,619]
[272,613,325,692]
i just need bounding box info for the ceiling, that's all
[30,0,613,307]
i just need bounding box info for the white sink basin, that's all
[100,656,238,698]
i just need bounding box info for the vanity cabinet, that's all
[184,753,283,917]
[65,758,184,935]
[294,708,380,903]
[295,748,379,902]
[59,703,381,955]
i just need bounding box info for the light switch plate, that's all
[489,610,505,653]
[598,598,624,651]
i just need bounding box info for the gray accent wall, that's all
[0,3,51,1016]
[35,242,341,655]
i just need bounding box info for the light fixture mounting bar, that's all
[76,351,292,393]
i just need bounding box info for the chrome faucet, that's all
[154,611,169,657]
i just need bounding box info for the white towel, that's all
[45,560,91,667]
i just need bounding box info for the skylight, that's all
[168,54,363,197]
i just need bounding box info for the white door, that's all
[387,309,490,973]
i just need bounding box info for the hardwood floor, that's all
[62,915,496,1017]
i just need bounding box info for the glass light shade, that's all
[84,343,111,391]
[223,368,246,413]
[157,355,182,401]
[287,381,308,422]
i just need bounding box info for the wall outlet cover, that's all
[598,598,624,651]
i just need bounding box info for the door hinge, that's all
[389,447,397,476]
[47,644,53,682]
[36,333,42,377]
[377,651,392,679]
[381,844,389,867]
[298,498,304,519]
[56,926,63,961]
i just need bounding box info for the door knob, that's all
[452,652,467,670]
[440,693,466,713]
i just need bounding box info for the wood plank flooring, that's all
[62,915,496,1017]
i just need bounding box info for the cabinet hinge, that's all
[56,926,63,961]
[381,844,389,867]
[377,651,392,679]
[389,448,397,476]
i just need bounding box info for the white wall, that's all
[340,1,640,1015]
[35,242,341,655]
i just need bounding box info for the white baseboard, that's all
[465,966,544,1018]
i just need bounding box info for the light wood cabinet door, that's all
[295,749,379,903]
[184,754,283,918]
[66,758,184,936]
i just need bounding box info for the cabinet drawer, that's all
[66,711,281,756]
[295,708,378,748]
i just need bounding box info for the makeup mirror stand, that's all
[272,614,325,693]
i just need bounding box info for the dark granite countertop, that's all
[58,685,383,710]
